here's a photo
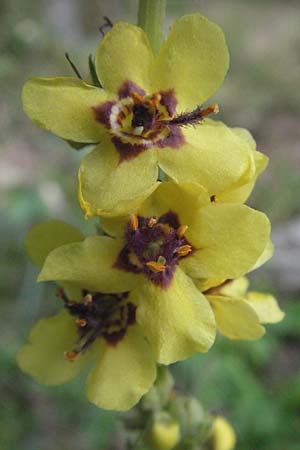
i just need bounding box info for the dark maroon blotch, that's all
[118,80,146,99]
[115,210,192,289]
[93,101,115,128]
[160,89,177,116]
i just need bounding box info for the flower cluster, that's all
[18,12,283,416]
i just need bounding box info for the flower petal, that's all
[100,216,129,239]
[231,127,257,151]
[251,239,274,271]
[219,278,249,298]
[139,181,210,227]
[217,151,268,204]
[215,127,268,203]
[38,236,139,293]
[96,21,153,93]
[135,268,216,364]
[101,181,209,238]
[22,77,111,142]
[158,121,253,196]
[78,139,159,218]
[25,220,84,268]
[85,326,156,411]
[17,310,98,385]
[152,13,229,110]
[194,278,226,292]
[245,292,285,324]
[181,204,271,279]
[207,295,265,340]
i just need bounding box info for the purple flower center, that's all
[93,81,218,162]
[115,210,193,289]
[56,288,136,361]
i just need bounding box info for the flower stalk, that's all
[137,0,166,54]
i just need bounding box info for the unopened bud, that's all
[146,412,180,450]
[213,416,236,450]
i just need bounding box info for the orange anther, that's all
[75,318,87,327]
[130,213,139,231]
[130,91,144,103]
[177,244,192,257]
[64,351,78,362]
[199,103,219,118]
[146,261,166,273]
[148,93,162,108]
[148,217,157,228]
[177,224,188,238]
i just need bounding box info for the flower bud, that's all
[212,416,236,450]
[146,412,180,450]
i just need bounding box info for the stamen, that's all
[75,318,87,327]
[148,217,158,228]
[130,213,139,231]
[199,103,219,117]
[169,103,219,126]
[148,93,162,109]
[146,260,166,273]
[177,224,188,238]
[130,91,145,103]
[64,350,78,362]
[177,244,192,257]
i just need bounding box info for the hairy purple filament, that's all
[93,81,218,162]
[57,289,136,360]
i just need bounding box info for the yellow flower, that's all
[200,277,285,340]
[22,14,256,217]
[212,416,236,450]
[37,182,270,365]
[17,220,157,411]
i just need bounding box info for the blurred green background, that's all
[1,0,299,449]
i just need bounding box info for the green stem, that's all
[137,0,166,55]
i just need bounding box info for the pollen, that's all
[177,244,192,257]
[146,260,167,273]
[64,350,78,362]
[199,103,219,118]
[177,224,188,238]
[130,91,144,103]
[148,93,162,109]
[75,318,87,327]
[130,213,139,231]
